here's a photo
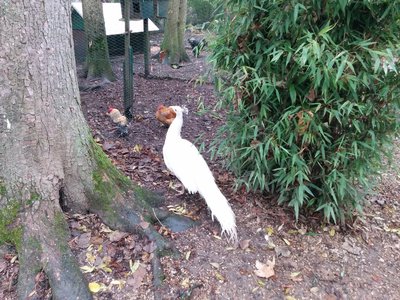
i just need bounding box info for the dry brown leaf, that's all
[10,255,18,264]
[297,227,307,235]
[275,246,291,258]
[254,257,275,279]
[239,239,251,250]
[77,232,91,249]
[108,230,128,242]
[215,272,225,282]
[100,224,112,233]
[143,242,157,253]
[110,279,125,289]
[127,265,147,288]
[181,278,190,288]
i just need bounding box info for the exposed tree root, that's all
[7,142,198,299]
[91,196,190,292]
[17,202,92,300]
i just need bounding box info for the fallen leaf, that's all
[100,224,112,233]
[98,263,112,273]
[77,232,91,249]
[265,226,274,236]
[290,271,303,282]
[167,203,188,215]
[267,240,276,250]
[297,227,307,235]
[126,265,147,289]
[90,236,104,245]
[88,282,102,293]
[86,252,96,264]
[306,88,316,101]
[108,230,128,242]
[80,265,95,273]
[329,227,336,237]
[256,279,265,287]
[102,141,114,151]
[384,225,400,235]
[181,278,190,288]
[215,272,225,282]
[143,242,157,253]
[342,239,361,255]
[110,279,125,289]
[239,239,251,250]
[185,251,191,260]
[275,246,291,258]
[254,257,275,279]
[282,238,291,246]
[133,144,143,153]
[210,262,220,269]
[129,260,140,273]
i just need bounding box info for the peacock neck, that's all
[166,113,183,140]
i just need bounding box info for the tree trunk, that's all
[0,1,192,299]
[161,0,190,65]
[82,0,116,81]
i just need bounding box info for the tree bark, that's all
[82,0,116,81]
[0,1,193,299]
[161,0,190,65]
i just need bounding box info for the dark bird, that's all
[188,37,207,57]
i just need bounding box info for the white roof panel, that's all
[72,2,159,36]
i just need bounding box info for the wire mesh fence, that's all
[71,0,210,82]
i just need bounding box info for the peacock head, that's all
[170,106,189,116]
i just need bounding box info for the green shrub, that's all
[209,0,400,223]
[187,0,215,25]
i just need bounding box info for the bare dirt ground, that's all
[1,32,399,299]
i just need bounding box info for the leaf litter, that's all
[1,32,400,300]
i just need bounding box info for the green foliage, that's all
[209,0,400,223]
[187,0,215,25]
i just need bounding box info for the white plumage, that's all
[162,106,237,242]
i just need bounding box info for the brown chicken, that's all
[155,104,176,126]
[107,107,128,136]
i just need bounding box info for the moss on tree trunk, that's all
[0,1,195,299]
